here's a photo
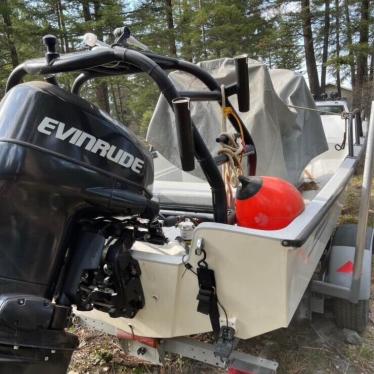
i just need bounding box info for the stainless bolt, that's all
[195,238,204,256]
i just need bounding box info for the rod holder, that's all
[172,97,195,171]
[235,55,250,112]
[42,34,59,63]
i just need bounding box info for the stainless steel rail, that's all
[312,102,374,302]
[350,102,374,302]
[282,108,364,248]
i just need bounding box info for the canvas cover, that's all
[147,58,328,185]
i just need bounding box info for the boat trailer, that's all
[77,105,374,374]
[78,313,279,373]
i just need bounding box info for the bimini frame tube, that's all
[71,51,257,175]
[349,102,374,302]
[114,47,227,223]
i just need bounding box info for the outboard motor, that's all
[0,26,255,372]
[0,80,157,373]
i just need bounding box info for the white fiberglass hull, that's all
[78,137,365,340]
[82,198,340,340]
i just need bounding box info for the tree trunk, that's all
[81,0,91,22]
[335,0,341,97]
[180,0,193,61]
[116,83,125,124]
[198,0,208,59]
[95,80,110,113]
[301,0,320,97]
[56,0,69,53]
[93,0,101,35]
[321,0,330,93]
[164,0,177,56]
[93,1,110,113]
[80,0,110,113]
[343,0,355,89]
[356,0,369,113]
[370,51,374,107]
[55,2,65,52]
[0,0,19,68]
[110,82,120,119]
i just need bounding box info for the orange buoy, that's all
[235,175,305,230]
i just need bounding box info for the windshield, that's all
[317,105,345,115]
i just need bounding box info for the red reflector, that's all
[228,368,254,374]
[337,261,354,273]
[116,329,158,348]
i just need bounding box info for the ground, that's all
[68,170,374,374]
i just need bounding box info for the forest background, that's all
[0,0,372,135]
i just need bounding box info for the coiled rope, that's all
[218,87,246,207]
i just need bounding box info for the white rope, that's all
[287,104,346,117]
[217,133,243,187]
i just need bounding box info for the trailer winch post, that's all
[349,102,374,302]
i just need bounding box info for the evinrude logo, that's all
[37,117,144,174]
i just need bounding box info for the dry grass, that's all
[69,165,374,374]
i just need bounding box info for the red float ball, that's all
[235,175,305,230]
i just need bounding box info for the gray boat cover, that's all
[147,58,328,185]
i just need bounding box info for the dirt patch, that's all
[67,325,155,374]
[69,166,374,373]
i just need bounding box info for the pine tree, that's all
[320,0,330,93]
[301,0,320,96]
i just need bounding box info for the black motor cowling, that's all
[0,81,155,372]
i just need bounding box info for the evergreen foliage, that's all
[0,0,372,132]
